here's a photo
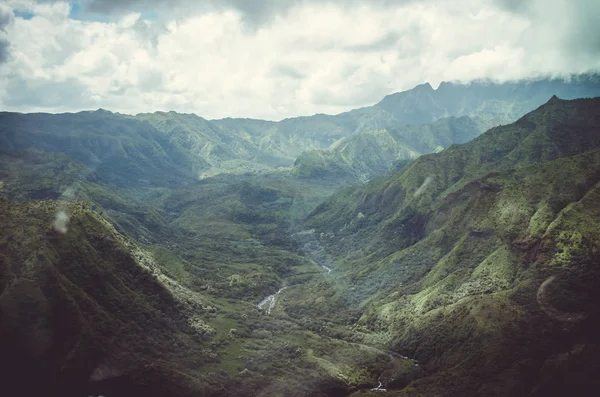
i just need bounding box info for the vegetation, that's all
[304,97,600,396]
[293,116,480,183]
[1,78,600,396]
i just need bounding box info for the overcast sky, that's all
[0,0,599,120]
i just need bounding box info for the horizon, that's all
[2,72,597,122]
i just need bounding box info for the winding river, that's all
[255,229,416,392]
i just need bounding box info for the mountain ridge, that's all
[298,96,600,396]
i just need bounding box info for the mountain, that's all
[0,110,202,190]
[0,140,393,396]
[374,74,600,128]
[287,74,600,183]
[216,74,600,141]
[300,96,600,396]
[2,80,600,397]
[0,199,213,397]
[3,75,600,186]
[292,116,481,182]
[135,112,283,177]
[162,74,600,181]
[0,147,374,397]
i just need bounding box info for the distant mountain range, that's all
[3,74,600,188]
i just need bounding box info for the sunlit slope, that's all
[292,116,481,183]
[304,97,600,396]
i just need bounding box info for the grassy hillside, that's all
[0,110,206,190]
[3,75,599,186]
[0,199,213,397]
[292,116,481,183]
[302,97,600,396]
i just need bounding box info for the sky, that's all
[0,0,599,120]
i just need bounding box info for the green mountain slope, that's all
[292,116,481,183]
[215,74,600,182]
[301,97,600,396]
[0,110,203,189]
[0,156,380,397]
[3,75,600,186]
[0,147,393,396]
[213,73,600,143]
[2,80,600,397]
[375,74,600,128]
[0,199,213,397]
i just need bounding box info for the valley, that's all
[1,76,600,397]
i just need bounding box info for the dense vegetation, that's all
[305,96,600,396]
[1,76,600,396]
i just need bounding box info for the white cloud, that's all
[0,0,599,119]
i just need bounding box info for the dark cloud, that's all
[272,64,306,80]
[0,41,9,63]
[78,0,600,68]
[85,0,299,24]
[130,17,167,49]
[0,8,12,28]
[494,0,533,13]
[563,1,600,56]
[288,32,403,54]
[4,0,600,118]
[495,0,600,65]
[3,77,94,108]
[346,32,401,52]
[84,0,418,25]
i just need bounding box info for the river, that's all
[255,228,416,392]
[257,286,288,314]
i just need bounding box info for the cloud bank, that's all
[1,0,599,119]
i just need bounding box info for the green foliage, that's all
[2,82,600,397]
[302,97,600,396]
[293,117,481,184]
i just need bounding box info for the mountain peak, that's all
[547,94,561,103]
[414,82,434,91]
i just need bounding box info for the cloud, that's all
[0,0,599,119]
[272,64,306,80]
[0,4,13,64]
[493,0,600,72]
[83,0,421,25]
